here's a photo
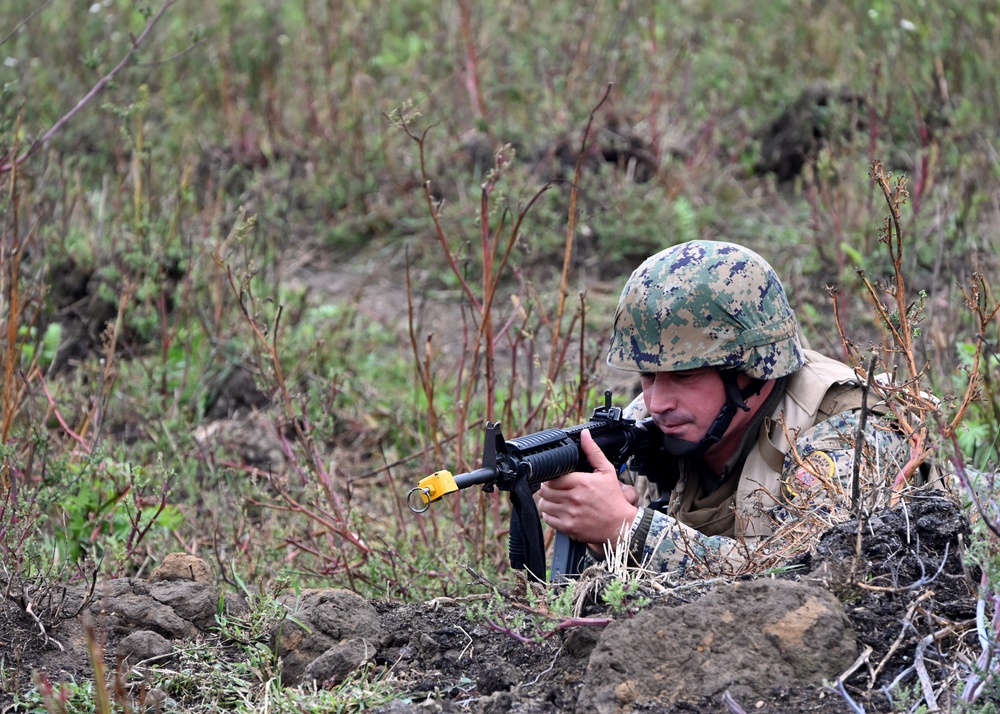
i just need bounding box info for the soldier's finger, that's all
[579,429,615,473]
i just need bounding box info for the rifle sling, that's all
[509,477,547,582]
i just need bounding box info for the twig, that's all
[456,624,475,660]
[962,570,1000,703]
[463,565,510,598]
[351,431,462,481]
[870,590,934,685]
[884,663,916,697]
[522,644,564,688]
[456,0,488,122]
[852,351,879,511]
[24,601,64,652]
[423,593,492,609]
[722,690,747,713]
[35,369,91,455]
[869,161,919,380]
[1,0,178,172]
[914,627,953,712]
[855,542,950,592]
[546,82,613,387]
[831,679,867,714]
[0,0,55,47]
[836,644,873,685]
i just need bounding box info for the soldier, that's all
[537,240,931,575]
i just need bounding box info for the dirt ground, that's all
[369,493,979,713]
[371,598,858,714]
[0,494,982,714]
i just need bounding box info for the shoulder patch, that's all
[781,450,835,502]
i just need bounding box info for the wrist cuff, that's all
[628,507,655,568]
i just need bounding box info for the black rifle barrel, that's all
[453,467,497,489]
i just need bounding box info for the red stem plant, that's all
[1,151,31,493]
[782,161,998,710]
[456,0,489,127]
[387,86,614,576]
[1,0,180,492]
[831,160,998,505]
[214,215,378,590]
[942,271,1000,707]
[1,170,170,583]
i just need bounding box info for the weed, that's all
[599,577,650,616]
[469,587,612,645]
[264,664,408,713]
[0,0,999,708]
[45,452,181,573]
[15,673,116,714]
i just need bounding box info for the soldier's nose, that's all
[645,373,676,413]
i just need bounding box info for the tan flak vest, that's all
[630,350,866,541]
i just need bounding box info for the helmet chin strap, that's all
[658,371,766,458]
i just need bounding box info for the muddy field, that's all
[0,493,981,713]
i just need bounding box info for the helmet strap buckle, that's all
[658,370,766,458]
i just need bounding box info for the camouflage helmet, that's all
[607,240,804,379]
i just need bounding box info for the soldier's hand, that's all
[538,429,639,546]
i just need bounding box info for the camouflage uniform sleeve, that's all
[774,409,911,525]
[631,510,747,575]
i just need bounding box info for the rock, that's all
[303,637,375,686]
[475,660,519,694]
[149,554,213,583]
[577,579,857,712]
[194,413,286,472]
[564,625,601,659]
[87,573,221,640]
[117,630,173,665]
[273,588,383,686]
[149,580,219,632]
[142,688,169,711]
[90,581,198,640]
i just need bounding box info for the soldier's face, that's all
[640,369,771,464]
[640,369,726,444]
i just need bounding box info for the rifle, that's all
[406,391,661,582]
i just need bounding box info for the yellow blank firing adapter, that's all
[407,470,459,513]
